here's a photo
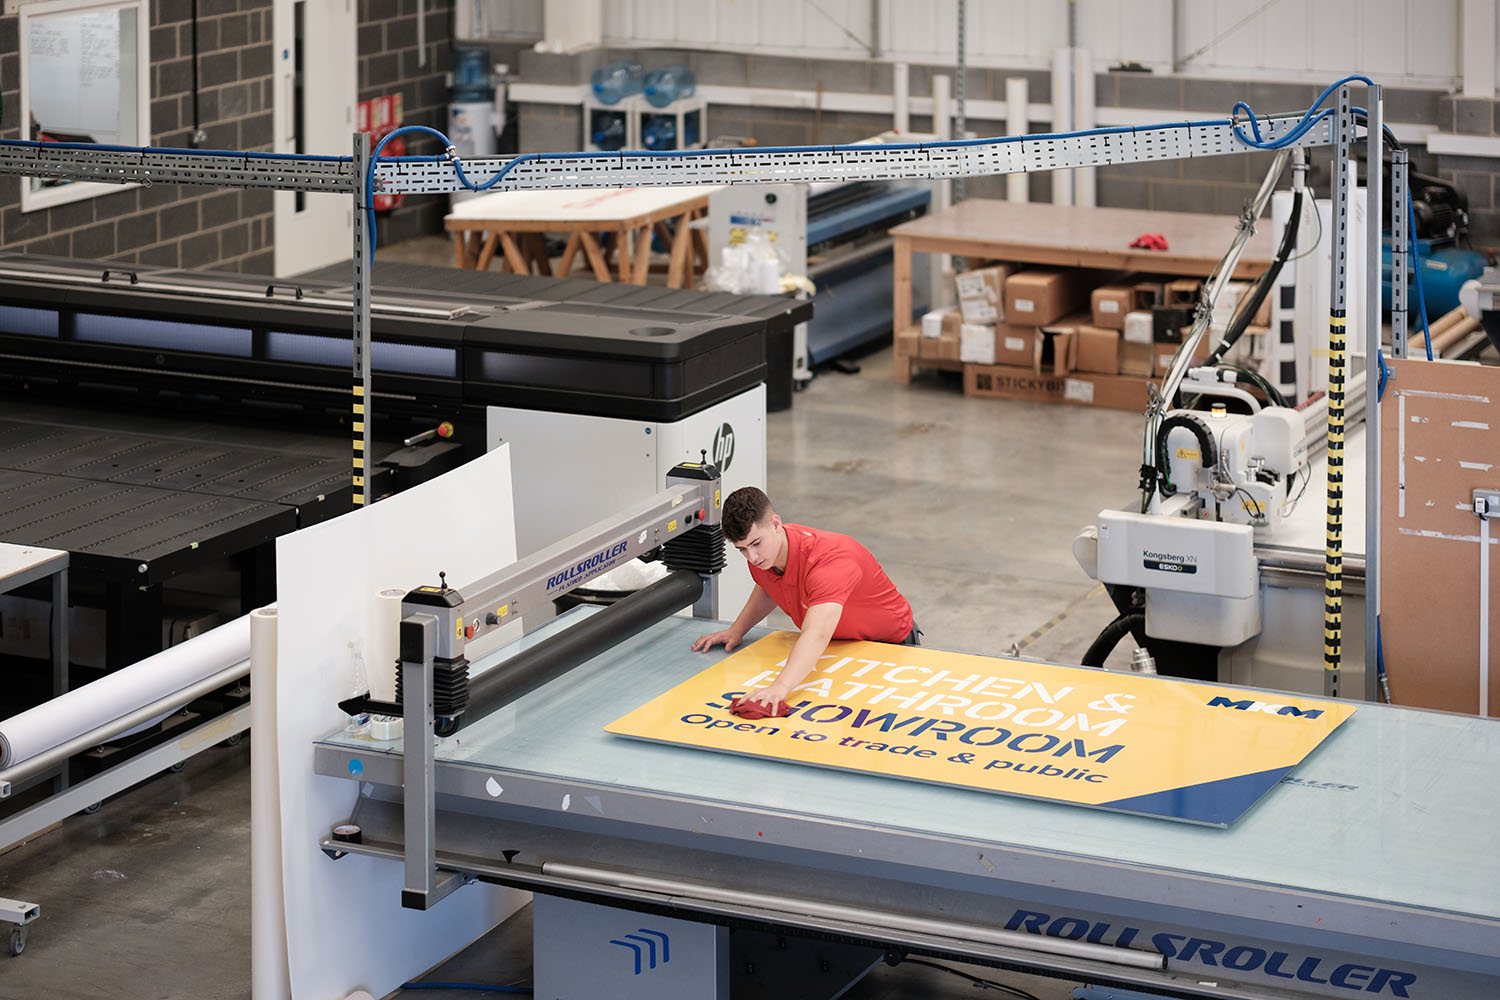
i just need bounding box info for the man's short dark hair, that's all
[722,486,774,543]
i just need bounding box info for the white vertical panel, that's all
[1257,0,1309,72]
[717,0,761,48]
[800,0,866,54]
[673,0,717,45]
[1024,0,1067,58]
[1410,0,1460,82]
[487,0,544,38]
[757,0,806,49]
[1116,0,1172,68]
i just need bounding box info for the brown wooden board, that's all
[1381,359,1500,716]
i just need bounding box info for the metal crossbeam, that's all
[371,114,1329,195]
[0,114,1328,197]
[0,143,357,193]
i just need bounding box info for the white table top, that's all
[0,541,68,585]
[445,184,723,224]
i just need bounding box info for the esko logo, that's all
[1208,696,1325,719]
[610,928,670,975]
[712,422,735,472]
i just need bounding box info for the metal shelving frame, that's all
[0,86,1400,689]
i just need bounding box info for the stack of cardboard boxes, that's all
[897,263,1269,409]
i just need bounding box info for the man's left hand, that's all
[734,682,790,711]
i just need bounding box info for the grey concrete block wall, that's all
[0,2,277,273]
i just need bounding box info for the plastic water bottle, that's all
[643,64,695,108]
[642,116,676,151]
[344,639,370,736]
[451,47,492,103]
[591,61,643,105]
[592,113,627,151]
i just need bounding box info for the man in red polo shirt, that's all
[691,486,917,712]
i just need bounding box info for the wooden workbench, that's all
[444,184,720,288]
[889,200,1278,383]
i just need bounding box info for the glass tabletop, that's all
[320,607,1500,921]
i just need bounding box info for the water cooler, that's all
[449,47,503,205]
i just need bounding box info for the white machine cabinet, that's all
[487,383,766,618]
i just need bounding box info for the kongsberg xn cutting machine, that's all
[316,464,1499,1000]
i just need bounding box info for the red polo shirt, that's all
[748,523,913,642]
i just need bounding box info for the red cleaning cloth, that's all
[1129,233,1169,250]
[730,696,791,720]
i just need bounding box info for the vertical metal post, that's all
[1390,150,1409,360]
[401,612,436,906]
[1363,86,1383,703]
[1324,86,1352,699]
[953,0,966,203]
[352,131,373,507]
[51,565,69,792]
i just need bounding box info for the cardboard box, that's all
[1090,285,1134,330]
[962,365,1153,411]
[1165,278,1202,306]
[1152,305,1195,344]
[1076,324,1121,375]
[1121,310,1154,376]
[1036,312,1089,375]
[1004,270,1085,326]
[895,327,921,360]
[955,264,1011,324]
[992,323,1036,367]
[921,308,961,339]
[1154,338,1209,376]
[1252,290,1272,327]
[1132,279,1166,310]
[959,322,997,365]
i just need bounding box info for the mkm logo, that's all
[1208,696,1325,719]
[711,422,735,472]
[610,928,671,975]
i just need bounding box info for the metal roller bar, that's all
[458,569,703,733]
[0,659,249,797]
[540,861,1164,971]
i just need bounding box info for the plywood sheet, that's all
[1381,359,1500,715]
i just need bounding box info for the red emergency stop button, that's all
[464,624,476,638]
[698,508,706,520]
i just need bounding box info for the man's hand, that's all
[691,628,742,653]
[735,680,791,710]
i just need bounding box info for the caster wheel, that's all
[168,761,186,774]
[81,802,102,815]
[9,926,25,956]
[222,733,243,747]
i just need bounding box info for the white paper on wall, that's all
[272,445,526,1000]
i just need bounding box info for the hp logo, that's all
[711,422,735,472]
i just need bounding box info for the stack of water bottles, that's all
[588,61,700,152]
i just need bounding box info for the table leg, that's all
[630,225,652,285]
[893,236,913,385]
[579,231,612,281]
[667,213,693,288]
[471,233,500,271]
[615,227,633,283]
[452,232,470,268]
[498,232,529,274]
[557,233,581,277]
[525,234,553,277]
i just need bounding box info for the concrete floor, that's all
[0,239,1148,1000]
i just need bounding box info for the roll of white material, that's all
[371,588,406,704]
[0,614,251,769]
[249,606,290,1000]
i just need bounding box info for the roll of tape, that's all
[368,715,403,742]
[332,823,362,844]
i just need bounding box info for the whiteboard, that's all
[28,8,123,139]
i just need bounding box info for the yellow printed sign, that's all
[606,633,1357,826]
